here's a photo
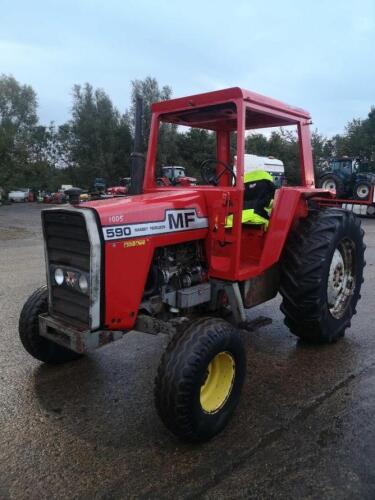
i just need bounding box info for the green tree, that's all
[66,83,132,187]
[245,133,270,156]
[346,111,375,160]
[328,109,375,162]
[0,74,38,189]
[246,129,300,184]
[175,128,216,179]
[128,76,172,152]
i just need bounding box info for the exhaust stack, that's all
[129,96,146,195]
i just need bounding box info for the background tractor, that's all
[107,177,131,196]
[317,157,375,200]
[157,165,197,186]
[19,87,365,443]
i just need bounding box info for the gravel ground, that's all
[1,203,375,499]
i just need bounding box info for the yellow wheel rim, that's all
[200,351,236,413]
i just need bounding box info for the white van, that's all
[244,154,285,187]
[8,188,30,202]
[234,155,285,187]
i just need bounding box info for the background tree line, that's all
[0,73,374,192]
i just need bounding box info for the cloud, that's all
[0,0,374,134]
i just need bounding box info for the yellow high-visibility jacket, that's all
[225,169,274,228]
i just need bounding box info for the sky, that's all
[1,0,374,136]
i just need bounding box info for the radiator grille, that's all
[42,210,91,329]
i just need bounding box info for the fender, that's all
[243,187,332,279]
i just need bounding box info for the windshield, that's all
[156,124,219,184]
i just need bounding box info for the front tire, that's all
[280,208,365,343]
[19,286,82,364]
[154,318,246,442]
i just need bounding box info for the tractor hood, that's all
[357,172,375,183]
[83,189,209,241]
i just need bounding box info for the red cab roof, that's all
[152,87,310,130]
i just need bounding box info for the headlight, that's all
[79,274,88,293]
[54,268,64,285]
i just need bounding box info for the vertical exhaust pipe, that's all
[129,96,146,195]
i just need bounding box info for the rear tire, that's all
[154,317,246,442]
[19,286,82,364]
[280,208,365,343]
[317,174,346,198]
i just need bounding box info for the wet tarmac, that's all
[1,203,375,499]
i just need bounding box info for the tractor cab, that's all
[144,87,317,282]
[319,157,357,177]
[163,166,186,181]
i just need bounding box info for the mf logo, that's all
[103,208,208,241]
[168,211,195,230]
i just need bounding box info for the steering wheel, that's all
[200,159,236,186]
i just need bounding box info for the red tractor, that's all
[107,177,131,196]
[157,165,197,187]
[19,88,365,442]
